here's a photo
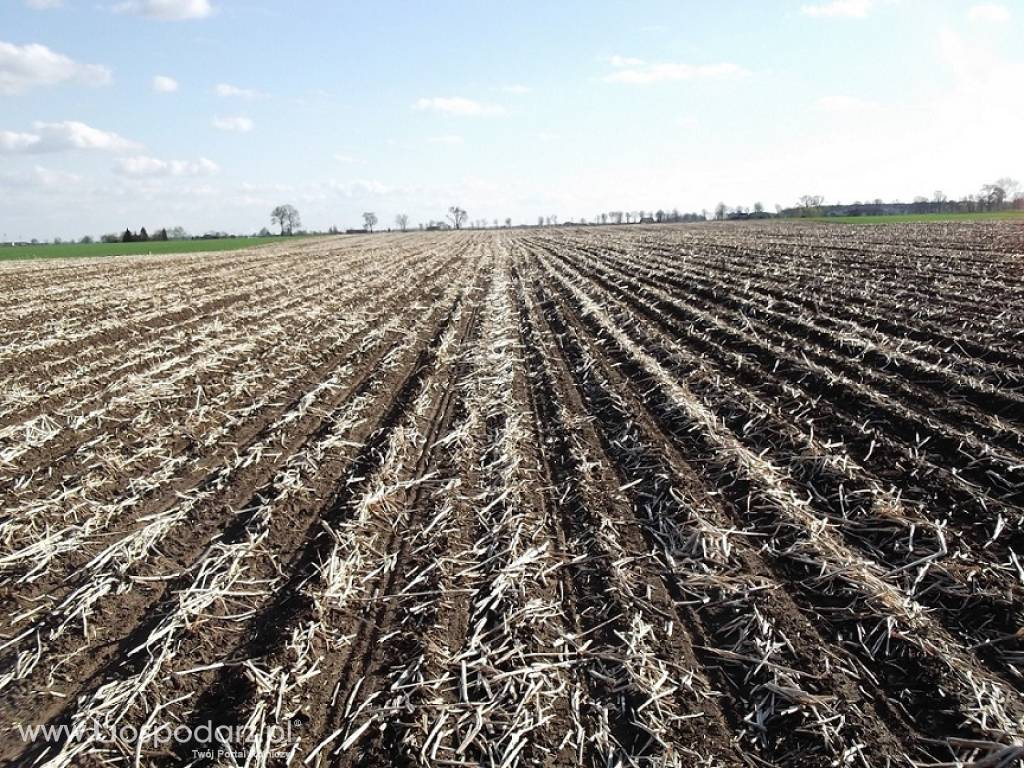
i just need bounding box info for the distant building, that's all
[639,217,655,224]
[345,228,367,234]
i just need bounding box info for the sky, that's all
[1,0,1022,240]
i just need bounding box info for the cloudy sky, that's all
[1,0,1022,239]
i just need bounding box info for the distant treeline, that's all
[588,210,706,225]
[776,178,1024,219]
[779,198,1024,218]
[94,226,189,244]
[104,228,170,243]
[93,226,262,244]
[23,175,1024,248]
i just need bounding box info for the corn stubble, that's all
[1,223,1023,767]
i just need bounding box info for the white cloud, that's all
[0,165,79,190]
[743,26,1024,210]
[604,59,749,84]
[0,121,139,153]
[0,131,40,152]
[329,179,397,197]
[609,55,645,68]
[426,135,464,145]
[212,116,254,132]
[333,154,359,163]
[800,0,872,17]
[413,96,504,116]
[29,165,79,186]
[113,0,213,19]
[239,181,292,194]
[0,41,111,95]
[25,0,63,9]
[968,4,1011,22]
[214,82,261,98]
[116,155,219,177]
[815,95,880,112]
[152,74,178,92]
[503,84,531,94]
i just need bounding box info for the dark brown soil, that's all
[2,223,1023,768]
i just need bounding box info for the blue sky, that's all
[1,0,1022,239]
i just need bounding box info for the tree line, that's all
[270,178,1023,240]
[284,203,707,235]
[91,226,191,243]
[23,175,1024,247]
[740,178,1023,219]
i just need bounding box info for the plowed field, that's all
[2,223,1023,767]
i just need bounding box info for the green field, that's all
[805,211,1024,225]
[0,236,313,262]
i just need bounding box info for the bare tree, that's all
[998,177,1021,200]
[797,195,824,215]
[504,217,512,227]
[395,213,409,232]
[447,206,468,229]
[981,178,1021,209]
[981,184,1006,209]
[270,204,301,235]
[753,201,764,214]
[363,212,378,232]
[714,202,727,220]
